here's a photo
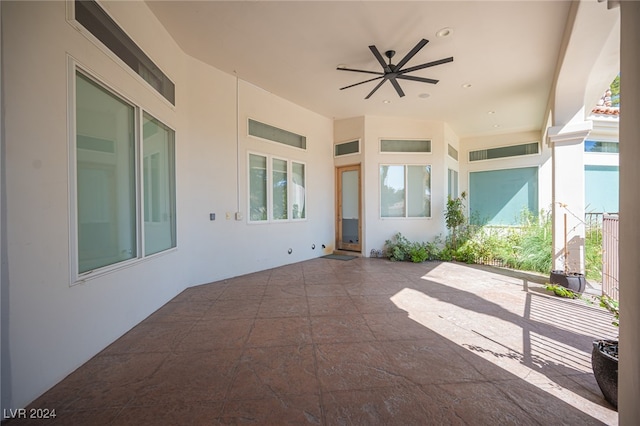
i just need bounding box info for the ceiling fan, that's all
[337,38,453,99]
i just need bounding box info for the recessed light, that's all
[436,27,453,38]
[493,124,500,128]
[418,93,430,99]
[383,99,391,104]
[462,83,472,89]
[488,111,495,115]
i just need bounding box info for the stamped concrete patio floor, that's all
[25,258,619,425]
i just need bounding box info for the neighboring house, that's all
[585,98,620,215]
[1,0,638,420]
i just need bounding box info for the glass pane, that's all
[470,142,539,162]
[469,167,538,225]
[585,165,619,213]
[448,144,459,160]
[248,119,306,149]
[584,140,619,153]
[249,154,267,221]
[407,165,431,217]
[341,170,359,244]
[335,140,359,156]
[381,139,431,153]
[448,169,459,199]
[292,162,306,219]
[380,165,405,217]
[75,0,175,104]
[76,72,136,273]
[143,113,176,256]
[273,158,288,220]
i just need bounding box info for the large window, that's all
[380,165,431,218]
[75,70,176,277]
[585,165,619,213]
[249,153,306,222]
[469,167,538,225]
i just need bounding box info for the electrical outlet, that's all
[209,213,216,221]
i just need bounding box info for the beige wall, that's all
[1,0,333,410]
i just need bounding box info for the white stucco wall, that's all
[362,116,448,255]
[1,0,333,411]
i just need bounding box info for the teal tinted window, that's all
[469,167,538,225]
[585,165,619,213]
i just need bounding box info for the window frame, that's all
[69,62,177,284]
[247,151,307,224]
[379,163,432,219]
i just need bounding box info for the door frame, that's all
[336,164,362,252]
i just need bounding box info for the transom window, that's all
[248,119,306,150]
[469,142,539,162]
[73,0,175,104]
[380,139,431,153]
[380,165,431,218]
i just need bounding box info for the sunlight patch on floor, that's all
[390,287,616,425]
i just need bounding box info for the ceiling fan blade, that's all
[398,57,454,74]
[365,78,388,99]
[390,78,405,97]
[396,74,439,85]
[336,67,384,76]
[340,76,384,90]
[394,38,429,71]
[369,45,392,73]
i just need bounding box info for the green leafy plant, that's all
[384,233,411,262]
[599,294,619,327]
[445,192,467,250]
[545,283,580,299]
[384,233,440,263]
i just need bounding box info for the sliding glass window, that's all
[75,70,177,278]
[249,153,306,223]
[76,72,136,273]
[380,165,431,218]
[143,113,176,255]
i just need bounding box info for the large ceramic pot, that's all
[549,270,586,293]
[592,339,618,408]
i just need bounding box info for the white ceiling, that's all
[146,1,573,138]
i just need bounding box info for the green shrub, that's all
[585,226,603,281]
[384,233,440,263]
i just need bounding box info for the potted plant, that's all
[592,294,619,408]
[549,213,586,293]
